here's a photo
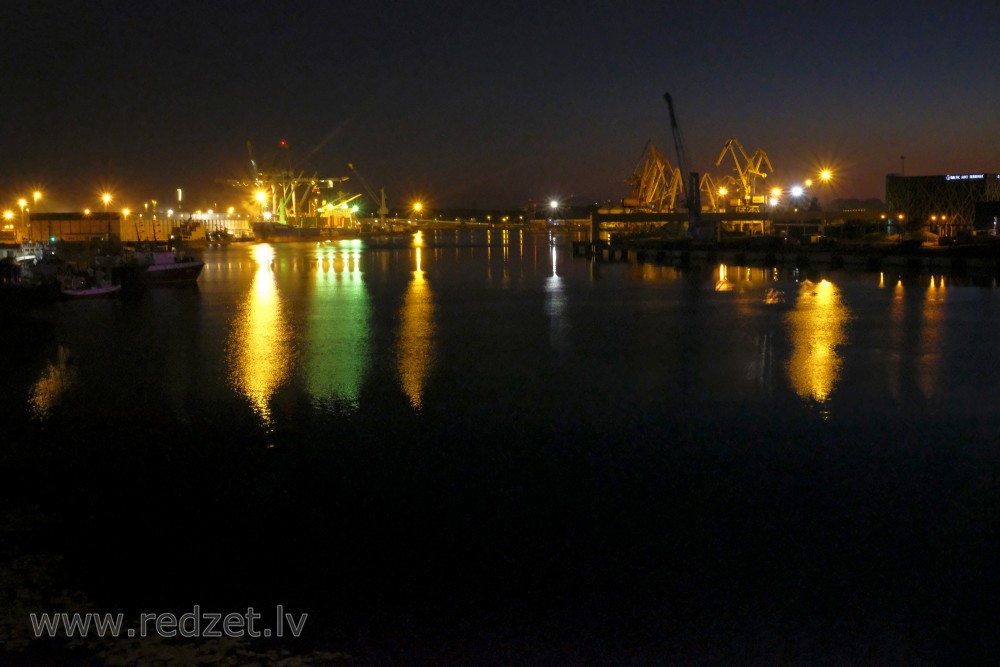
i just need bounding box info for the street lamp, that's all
[255,190,267,220]
[101,193,113,241]
[17,198,27,240]
[31,191,41,241]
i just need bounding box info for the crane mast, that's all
[348,163,388,227]
[664,92,702,235]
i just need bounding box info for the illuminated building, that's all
[885,173,1000,237]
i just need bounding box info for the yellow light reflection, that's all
[785,279,850,404]
[227,244,293,425]
[918,275,945,399]
[29,345,75,419]
[715,263,734,291]
[398,246,435,408]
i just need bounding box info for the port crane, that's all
[347,163,389,227]
[699,173,738,212]
[625,141,683,212]
[715,138,773,213]
[664,92,702,235]
[224,140,351,224]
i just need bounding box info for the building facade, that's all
[27,212,122,243]
[885,173,1000,237]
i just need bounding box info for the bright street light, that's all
[17,198,27,238]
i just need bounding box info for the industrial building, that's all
[886,173,1000,237]
[26,212,122,243]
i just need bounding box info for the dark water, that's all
[2,229,999,665]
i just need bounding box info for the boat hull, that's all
[139,261,205,283]
[61,284,121,299]
[252,222,324,242]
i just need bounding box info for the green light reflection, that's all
[304,246,370,405]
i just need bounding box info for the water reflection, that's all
[398,246,435,408]
[29,345,75,419]
[715,264,734,292]
[785,279,850,405]
[545,242,568,353]
[885,273,947,402]
[304,245,370,406]
[227,244,294,425]
[919,276,945,398]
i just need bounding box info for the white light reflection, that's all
[545,241,568,352]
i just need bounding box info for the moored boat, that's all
[60,276,121,299]
[127,246,205,283]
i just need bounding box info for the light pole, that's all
[31,191,41,241]
[123,208,134,241]
[255,190,267,222]
[101,193,112,241]
[17,198,27,241]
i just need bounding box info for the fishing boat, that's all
[128,245,205,283]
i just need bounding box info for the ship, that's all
[124,245,205,283]
[225,140,365,242]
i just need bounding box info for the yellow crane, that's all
[625,141,684,212]
[715,138,773,212]
[699,173,737,212]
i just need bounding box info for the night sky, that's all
[2,0,998,212]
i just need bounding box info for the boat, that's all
[252,221,325,242]
[128,246,205,283]
[15,242,46,265]
[60,276,121,299]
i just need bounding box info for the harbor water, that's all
[2,228,999,664]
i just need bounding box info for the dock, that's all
[571,238,1000,273]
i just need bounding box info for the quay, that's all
[572,205,1000,272]
[571,237,1000,273]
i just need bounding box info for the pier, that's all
[573,237,1000,274]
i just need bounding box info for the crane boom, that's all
[664,93,689,190]
[347,163,388,225]
[664,92,702,235]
